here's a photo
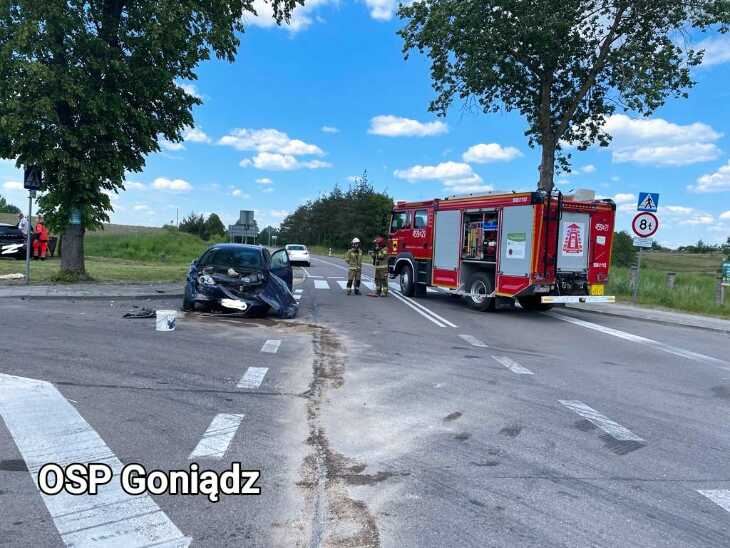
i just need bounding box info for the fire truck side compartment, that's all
[432,210,461,287]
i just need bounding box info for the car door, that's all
[270,249,293,290]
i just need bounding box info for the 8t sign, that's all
[632,212,659,238]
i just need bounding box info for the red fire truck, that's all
[387,190,616,311]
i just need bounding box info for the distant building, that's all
[228,210,259,243]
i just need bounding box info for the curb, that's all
[565,305,730,335]
[0,292,183,301]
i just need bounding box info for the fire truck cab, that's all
[387,190,616,311]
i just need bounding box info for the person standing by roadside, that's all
[344,237,363,295]
[32,215,49,260]
[370,236,389,297]
[16,212,28,237]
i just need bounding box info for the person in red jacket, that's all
[33,215,49,260]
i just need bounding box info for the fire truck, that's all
[387,190,616,311]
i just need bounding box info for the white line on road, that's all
[314,279,330,289]
[188,413,244,460]
[294,295,302,301]
[459,334,488,348]
[261,339,281,353]
[698,490,730,513]
[295,289,304,294]
[237,367,269,389]
[389,290,446,327]
[492,355,534,375]
[0,374,191,547]
[559,400,645,442]
[549,312,727,368]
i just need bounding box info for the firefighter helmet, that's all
[352,237,361,245]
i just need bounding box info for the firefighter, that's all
[344,237,363,295]
[32,215,49,260]
[370,236,389,297]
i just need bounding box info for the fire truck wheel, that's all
[518,296,553,312]
[399,264,416,297]
[465,272,495,312]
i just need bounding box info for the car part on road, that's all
[122,306,156,319]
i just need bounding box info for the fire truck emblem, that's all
[562,222,584,255]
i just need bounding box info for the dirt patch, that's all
[443,411,463,422]
[499,423,523,438]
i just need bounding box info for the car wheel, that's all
[182,285,195,311]
[465,272,495,312]
[399,263,415,297]
[518,295,553,311]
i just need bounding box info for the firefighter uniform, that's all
[33,218,49,260]
[344,239,363,295]
[371,239,389,297]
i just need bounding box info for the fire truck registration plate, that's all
[590,284,605,296]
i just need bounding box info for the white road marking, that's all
[389,291,446,327]
[294,295,302,301]
[393,289,458,328]
[188,413,244,460]
[295,289,304,294]
[302,267,311,278]
[550,313,727,367]
[698,490,730,513]
[327,276,345,279]
[459,334,488,348]
[0,374,191,547]
[314,279,330,289]
[337,280,349,290]
[237,367,269,389]
[362,281,375,291]
[559,400,644,442]
[261,339,281,353]
[492,355,533,375]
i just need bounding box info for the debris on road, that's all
[0,273,24,280]
[122,306,156,319]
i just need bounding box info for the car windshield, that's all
[287,245,306,251]
[209,247,262,270]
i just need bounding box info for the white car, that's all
[285,244,311,267]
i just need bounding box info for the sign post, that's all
[631,195,660,304]
[23,167,42,285]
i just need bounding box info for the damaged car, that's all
[183,244,298,318]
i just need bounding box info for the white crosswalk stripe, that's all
[459,334,488,348]
[237,367,269,389]
[698,490,730,513]
[314,279,330,289]
[261,339,281,353]
[492,355,533,375]
[559,400,644,442]
[189,413,244,460]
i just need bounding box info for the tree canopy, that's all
[0,193,20,214]
[0,0,302,275]
[279,174,393,250]
[398,0,730,191]
[179,212,226,241]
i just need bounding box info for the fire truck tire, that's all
[518,296,553,311]
[465,272,495,312]
[399,264,416,297]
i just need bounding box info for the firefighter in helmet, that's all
[344,237,363,295]
[370,236,389,297]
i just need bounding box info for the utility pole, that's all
[24,191,34,285]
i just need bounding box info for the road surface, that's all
[1,254,729,547]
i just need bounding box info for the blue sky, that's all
[2,0,730,247]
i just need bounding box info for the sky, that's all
[2,0,730,248]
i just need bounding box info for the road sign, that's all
[23,166,42,191]
[637,192,659,212]
[723,262,730,285]
[633,237,653,248]
[632,212,659,238]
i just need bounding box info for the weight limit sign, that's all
[632,211,659,238]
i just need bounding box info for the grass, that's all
[85,228,222,263]
[641,250,725,276]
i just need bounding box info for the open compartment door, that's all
[432,210,461,287]
[497,205,535,295]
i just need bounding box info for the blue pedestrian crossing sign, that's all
[637,192,659,212]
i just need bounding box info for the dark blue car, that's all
[183,244,297,318]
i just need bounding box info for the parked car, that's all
[0,223,26,259]
[285,244,311,267]
[183,244,297,318]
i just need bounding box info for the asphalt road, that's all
[1,254,729,547]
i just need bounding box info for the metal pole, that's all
[268,229,271,248]
[632,248,642,304]
[24,192,33,285]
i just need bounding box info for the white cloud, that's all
[231,189,251,199]
[612,193,635,204]
[243,0,333,33]
[719,211,730,220]
[661,205,714,226]
[321,126,340,134]
[219,128,324,156]
[124,181,146,191]
[665,205,694,215]
[270,209,289,219]
[365,0,398,21]
[2,180,23,191]
[394,161,492,193]
[178,83,202,99]
[696,34,730,67]
[345,175,361,183]
[682,213,715,225]
[256,177,273,185]
[183,127,211,143]
[368,115,448,137]
[160,139,185,152]
[604,114,722,166]
[581,164,596,174]
[133,203,151,211]
[261,187,274,193]
[240,152,332,171]
[462,143,522,164]
[690,160,730,193]
[152,177,192,192]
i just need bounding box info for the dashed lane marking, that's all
[459,334,488,348]
[559,400,645,442]
[295,289,304,294]
[549,312,728,368]
[261,339,281,353]
[698,490,730,513]
[188,413,245,460]
[492,355,534,375]
[237,367,269,389]
[314,279,330,289]
[0,374,191,547]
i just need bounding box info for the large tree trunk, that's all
[538,137,556,193]
[60,224,86,275]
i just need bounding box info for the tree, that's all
[259,225,280,246]
[205,213,226,239]
[0,0,302,278]
[611,230,636,267]
[398,1,730,191]
[0,193,20,214]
